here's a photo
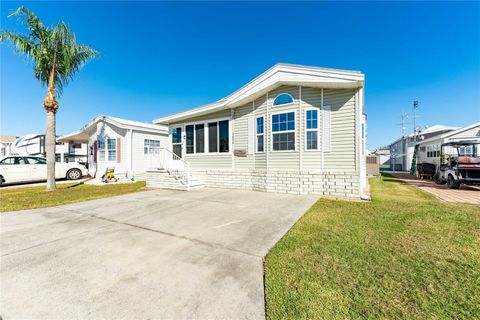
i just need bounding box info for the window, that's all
[0,157,25,165]
[186,125,194,154]
[26,157,46,164]
[273,93,294,106]
[272,112,295,151]
[144,139,160,155]
[107,138,117,161]
[256,116,264,152]
[219,120,229,152]
[305,109,319,150]
[208,122,218,153]
[195,124,205,153]
[98,137,105,161]
[185,120,229,154]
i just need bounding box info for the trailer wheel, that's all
[447,175,460,189]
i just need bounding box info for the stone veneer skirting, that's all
[191,169,360,198]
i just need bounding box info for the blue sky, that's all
[1,1,479,149]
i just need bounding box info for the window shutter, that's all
[247,116,254,154]
[93,141,98,162]
[322,105,331,151]
[117,137,121,163]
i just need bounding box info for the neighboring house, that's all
[0,135,17,156]
[372,149,390,168]
[416,122,480,169]
[8,133,87,163]
[152,63,367,199]
[60,115,169,180]
[388,124,458,171]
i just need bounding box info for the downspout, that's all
[266,92,269,172]
[299,86,302,171]
[252,100,256,170]
[321,88,324,172]
[128,129,133,180]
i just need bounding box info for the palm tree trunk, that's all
[45,109,56,190]
[44,66,58,191]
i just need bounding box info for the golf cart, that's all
[433,140,480,189]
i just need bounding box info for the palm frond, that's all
[8,6,47,41]
[0,30,37,57]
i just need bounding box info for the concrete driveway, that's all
[0,188,318,319]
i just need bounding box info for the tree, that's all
[0,6,99,190]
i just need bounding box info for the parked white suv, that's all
[0,156,88,185]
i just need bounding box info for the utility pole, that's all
[399,112,408,136]
[413,100,419,142]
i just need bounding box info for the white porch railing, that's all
[147,147,190,189]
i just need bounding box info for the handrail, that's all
[159,147,190,190]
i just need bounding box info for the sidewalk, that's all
[389,173,480,205]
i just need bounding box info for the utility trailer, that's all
[433,140,480,189]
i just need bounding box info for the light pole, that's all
[413,100,419,142]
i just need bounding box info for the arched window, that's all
[273,93,294,106]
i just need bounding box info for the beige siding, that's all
[322,89,356,171]
[169,85,357,173]
[301,87,323,170]
[233,102,254,169]
[171,109,233,169]
[266,85,301,170]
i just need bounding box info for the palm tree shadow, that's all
[66,177,94,189]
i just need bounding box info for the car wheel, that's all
[0,175,3,186]
[66,168,82,180]
[447,175,460,189]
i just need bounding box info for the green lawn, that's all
[265,174,480,319]
[0,181,146,212]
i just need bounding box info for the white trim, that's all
[321,88,324,171]
[272,93,295,107]
[266,93,269,170]
[299,86,302,171]
[322,105,332,152]
[184,117,232,155]
[255,115,265,153]
[270,110,297,152]
[304,107,320,152]
[154,63,364,124]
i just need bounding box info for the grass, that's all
[0,181,146,212]
[264,173,480,319]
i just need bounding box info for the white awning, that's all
[58,130,89,143]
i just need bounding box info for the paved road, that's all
[1,188,318,319]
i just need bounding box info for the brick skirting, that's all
[191,169,361,198]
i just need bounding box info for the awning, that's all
[58,130,89,143]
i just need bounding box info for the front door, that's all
[172,127,182,159]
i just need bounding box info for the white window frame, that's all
[98,136,106,161]
[304,107,320,151]
[144,139,161,155]
[183,117,232,155]
[255,115,265,153]
[270,110,296,152]
[272,93,295,107]
[107,138,117,162]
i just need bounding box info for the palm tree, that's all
[0,6,99,190]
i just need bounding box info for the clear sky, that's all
[1,1,479,149]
